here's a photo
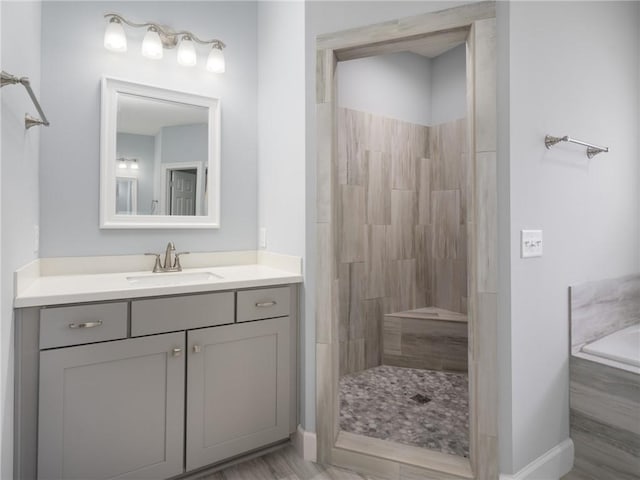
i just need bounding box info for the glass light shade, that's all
[104,20,127,52]
[118,160,127,169]
[177,37,197,67]
[206,47,225,73]
[141,28,163,59]
[130,160,139,170]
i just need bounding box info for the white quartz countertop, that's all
[14,251,303,308]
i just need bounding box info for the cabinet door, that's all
[186,317,290,470]
[38,333,185,480]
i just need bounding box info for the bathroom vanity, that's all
[13,254,301,480]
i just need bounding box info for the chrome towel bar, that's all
[1,70,50,129]
[545,134,608,159]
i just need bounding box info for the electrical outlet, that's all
[521,230,543,258]
[259,227,267,249]
[34,225,40,254]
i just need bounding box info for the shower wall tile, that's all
[432,258,458,313]
[336,108,468,376]
[418,158,431,226]
[339,185,365,263]
[348,262,365,341]
[363,298,384,369]
[390,190,417,260]
[392,153,417,191]
[364,225,387,299]
[432,190,460,260]
[365,151,391,225]
[338,263,350,342]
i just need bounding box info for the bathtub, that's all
[581,323,640,368]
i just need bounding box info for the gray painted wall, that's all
[0,2,42,478]
[500,1,640,473]
[39,1,258,256]
[337,46,466,127]
[431,44,466,125]
[337,52,433,126]
[116,133,155,214]
[257,1,306,428]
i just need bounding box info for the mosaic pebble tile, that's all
[339,365,469,458]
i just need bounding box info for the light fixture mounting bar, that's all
[104,13,226,50]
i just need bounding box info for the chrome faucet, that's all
[145,242,190,272]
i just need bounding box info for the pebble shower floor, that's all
[339,365,469,457]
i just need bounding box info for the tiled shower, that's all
[337,107,468,377]
[337,105,470,457]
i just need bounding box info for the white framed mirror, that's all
[100,77,220,228]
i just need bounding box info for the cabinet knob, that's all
[171,348,182,357]
[193,345,202,354]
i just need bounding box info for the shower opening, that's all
[335,42,469,459]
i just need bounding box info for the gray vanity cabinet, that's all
[185,316,290,470]
[37,332,186,480]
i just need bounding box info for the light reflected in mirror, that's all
[116,93,208,216]
[100,77,220,229]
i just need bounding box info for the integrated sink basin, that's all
[126,271,223,287]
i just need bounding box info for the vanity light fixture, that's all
[103,13,226,73]
[117,157,139,170]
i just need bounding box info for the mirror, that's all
[100,77,220,228]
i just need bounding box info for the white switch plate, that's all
[521,230,543,258]
[259,227,267,249]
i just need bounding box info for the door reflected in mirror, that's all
[101,78,220,229]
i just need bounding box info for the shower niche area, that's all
[336,45,470,458]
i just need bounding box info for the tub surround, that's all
[568,275,640,480]
[570,274,640,354]
[14,250,302,307]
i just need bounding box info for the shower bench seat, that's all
[383,307,468,372]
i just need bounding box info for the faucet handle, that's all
[174,252,190,271]
[145,253,163,273]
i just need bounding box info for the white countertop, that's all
[14,251,303,308]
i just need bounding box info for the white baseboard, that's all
[292,425,317,462]
[500,438,574,480]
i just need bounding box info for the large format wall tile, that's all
[336,108,468,376]
[570,274,640,350]
[365,151,391,225]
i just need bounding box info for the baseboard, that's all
[292,425,317,462]
[500,438,574,480]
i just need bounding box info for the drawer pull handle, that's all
[68,320,103,329]
[255,301,277,308]
[193,345,202,354]
[172,348,182,357]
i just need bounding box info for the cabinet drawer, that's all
[131,292,234,336]
[237,287,290,323]
[39,302,128,349]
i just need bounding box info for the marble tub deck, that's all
[339,365,469,458]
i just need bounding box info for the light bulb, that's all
[142,27,163,59]
[118,159,127,169]
[206,45,225,73]
[104,18,127,52]
[130,159,139,170]
[177,36,197,67]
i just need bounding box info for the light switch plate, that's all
[521,229,543,258]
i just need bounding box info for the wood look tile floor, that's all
[197,444,381,480]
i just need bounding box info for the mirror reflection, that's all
[116,93,208,216]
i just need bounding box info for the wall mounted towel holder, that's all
[1,71,50,129]
[545,134,608,159]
